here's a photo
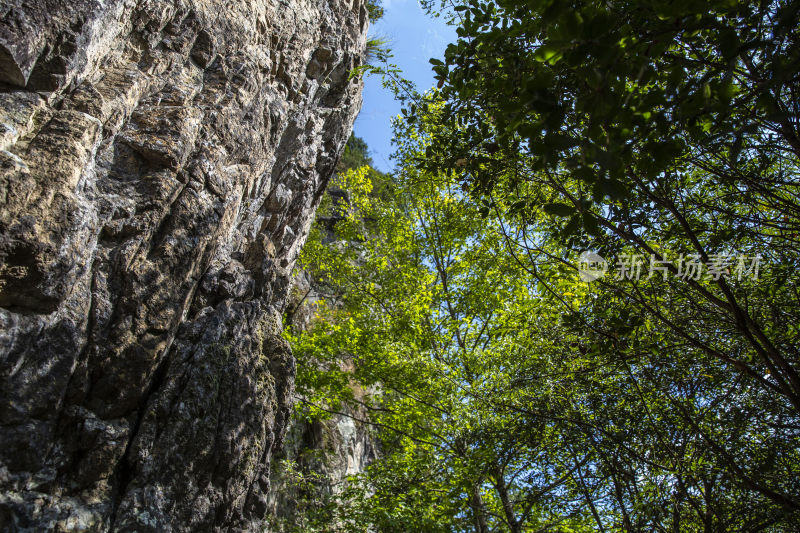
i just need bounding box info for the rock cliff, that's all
[0,0,367,530]
[266,268,378,531]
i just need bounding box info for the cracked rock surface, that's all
[0,0,367,530]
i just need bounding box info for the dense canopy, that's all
[286,1,800,531]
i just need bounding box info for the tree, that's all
[290,133,601,531]
[287,1,800,528]
[290,104,800,530]
[416,0,800,522]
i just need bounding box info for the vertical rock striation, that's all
[0,0,367,530]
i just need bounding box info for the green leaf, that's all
[543,202,575,217]
[533,45,563,64]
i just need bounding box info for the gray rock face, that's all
[266,406,377,531]
[0,0,367,530]
[267,270,377,531]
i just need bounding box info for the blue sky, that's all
[353,1,456,173]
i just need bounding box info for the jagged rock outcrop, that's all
[266,406,377,531]
[0,0,368,530]
[266,269,377,531]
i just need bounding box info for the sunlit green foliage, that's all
[366,0,384,22]
[286,0,800,530]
